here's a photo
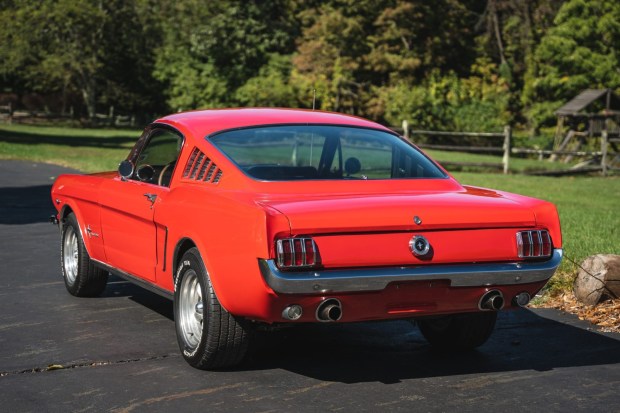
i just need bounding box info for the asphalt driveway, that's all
[0,159,619,412]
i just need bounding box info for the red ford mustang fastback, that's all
[51,108,562,369]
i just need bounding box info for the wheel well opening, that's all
[173,239,196,283]
[60,206,73,222]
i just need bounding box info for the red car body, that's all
[51,108,562,369]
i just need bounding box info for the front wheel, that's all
[417,312,497,350]
[174,247,251,369]
[61,213,108,297]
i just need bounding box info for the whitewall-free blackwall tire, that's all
[60,213,108,297]
[174,247,251,369]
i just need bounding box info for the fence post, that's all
[601,130,608,176]
[7,102,12,125]
[502,125,511,174]
[402,120,409,141]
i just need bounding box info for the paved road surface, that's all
[1,160,619,412]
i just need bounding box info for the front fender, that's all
[52,174,107,262]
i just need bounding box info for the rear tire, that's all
[174,247,251,369]
[61,213,108,297]
[417,312,497,350]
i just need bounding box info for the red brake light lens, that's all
[516,230,552,259]
[280,239,292,266]
[276,237,319,269]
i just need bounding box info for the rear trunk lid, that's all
[259,187,537,267]
[262,187,535,234]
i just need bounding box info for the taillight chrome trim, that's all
[276,237,319,269]
[517,230,552,259]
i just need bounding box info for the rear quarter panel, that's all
[490,189,563,248]
[155,183,290,317]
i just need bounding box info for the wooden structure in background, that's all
[553,89,620,175]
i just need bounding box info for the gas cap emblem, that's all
[409,235,430,256]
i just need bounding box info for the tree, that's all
[364,0,480,120]
[293,2,374,113]
[523,0,620,127]
[381,59,510,132]
[235,54,300,108]
[0,0,106,117]
[367,0,478,84]
[0,0,164,119]
[154,0,298,110]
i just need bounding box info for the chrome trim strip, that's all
[276,240,284,267]
[92,259,174,299]
[162,226,168,272]
[311,239,318,265]
[300,238,307,266]
[259,249,563,294]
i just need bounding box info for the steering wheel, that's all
[158,162,175,186]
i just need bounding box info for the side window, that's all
[133,128,183,187]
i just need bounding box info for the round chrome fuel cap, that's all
[410,235,430,257]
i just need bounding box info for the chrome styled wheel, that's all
[173,247,251,369]
[63,226,79,286]
[60,213,108,297]
[178,269,203,350]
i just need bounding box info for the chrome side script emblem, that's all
[410,235,430,256]
[86,224,100,238]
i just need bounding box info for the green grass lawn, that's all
[1,123,618,295]
[425,148,584,173]
[0,123,139,172]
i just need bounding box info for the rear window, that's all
[209,125,446,181]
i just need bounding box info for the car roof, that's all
[155,108,392,138]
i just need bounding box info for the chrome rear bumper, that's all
[259,249,563,294]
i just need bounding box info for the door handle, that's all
[143,193,157,203]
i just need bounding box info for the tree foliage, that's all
[0,0,617,130]
[0,0,164,119]
[524,0,620,127]
[153,0,297,110]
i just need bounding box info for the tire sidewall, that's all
[61,214,82,294]
[174,248,208,366]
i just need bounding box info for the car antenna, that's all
[312,89,316,110]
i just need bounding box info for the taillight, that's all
[276,237,320,269]
[516,230,552,258]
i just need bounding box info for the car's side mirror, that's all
[118,160,134,180]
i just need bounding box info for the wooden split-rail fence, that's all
[396,120,618,176]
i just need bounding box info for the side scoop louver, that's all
[183,147,223,184]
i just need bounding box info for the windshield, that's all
[209,125,446,181]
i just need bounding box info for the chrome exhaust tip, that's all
[512,292,531,307]
[479,290,505,311]
[316,298,342,322]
